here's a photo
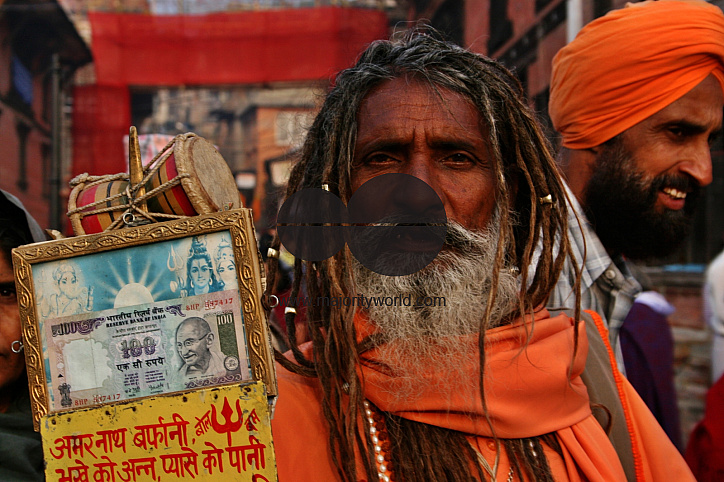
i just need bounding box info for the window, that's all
[12,56,33,107]
[16,122,31,192]
[488,0,513,54]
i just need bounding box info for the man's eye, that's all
[0,285,17,302]
[366,154,396,165]
[444,153,475,165]
[668,125,694,140]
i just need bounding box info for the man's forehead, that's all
[627,74,723,133]
[360,77,476,114]
[355,77,488,142]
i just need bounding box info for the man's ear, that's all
[206,332,215,348]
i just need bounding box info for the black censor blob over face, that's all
[277,174,447,276]
[583,138,700,261]
[347,174,447,276]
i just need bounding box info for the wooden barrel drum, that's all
[68,133,241,235]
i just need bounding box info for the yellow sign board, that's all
[40,382,277,481]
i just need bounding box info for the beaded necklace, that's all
[364,400,393,481]
[364,400,515,482]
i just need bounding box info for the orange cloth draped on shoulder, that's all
[549,0,724,150]
[271,309,692,481]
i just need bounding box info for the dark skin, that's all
[351,77,499,233]
[0,254,23,413]
[563,75,723,221]
[612,75,722,212]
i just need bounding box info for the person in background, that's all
[258,230,306,351]
[547,0,724,370]
[704,248,724,384]
[684,247,724,479]
[547,0,723,450]
[0,189,47,481]
[620,290,682,450]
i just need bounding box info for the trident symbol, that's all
[211,397,243,446]
[167,246,187,295]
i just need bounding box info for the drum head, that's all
[175,134,241,213]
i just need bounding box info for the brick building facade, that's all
[0,0,91,229]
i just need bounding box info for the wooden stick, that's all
[128,126,147,212]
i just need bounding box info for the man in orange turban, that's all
[548,0,724,365]
[548,0,724,460]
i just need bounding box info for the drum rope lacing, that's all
[68,134,194,230]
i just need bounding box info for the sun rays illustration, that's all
[94,252,170,310]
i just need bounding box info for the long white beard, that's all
[352,218,520,398]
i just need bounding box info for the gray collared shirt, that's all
[546,184,642,374]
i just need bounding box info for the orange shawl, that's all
[272,309,693,480]
[549,0,724,149]
[357,309,626,480]
[358,309,590,437]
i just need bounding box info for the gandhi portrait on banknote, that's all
[175,317,228,380]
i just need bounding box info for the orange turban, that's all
[549,0,724,149]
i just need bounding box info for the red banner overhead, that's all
[88,7,389,86]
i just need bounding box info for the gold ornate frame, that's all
[12,209,276,430]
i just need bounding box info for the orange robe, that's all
[272,309,692,481]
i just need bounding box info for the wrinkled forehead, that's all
[358,75,484,120]
[354,77,491,147]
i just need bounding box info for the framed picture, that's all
[12,209,275,429]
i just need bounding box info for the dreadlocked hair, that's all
[267,28,581,481]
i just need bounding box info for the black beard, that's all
[582,139,700,261]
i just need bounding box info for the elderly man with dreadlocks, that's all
[266,32,693,481]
